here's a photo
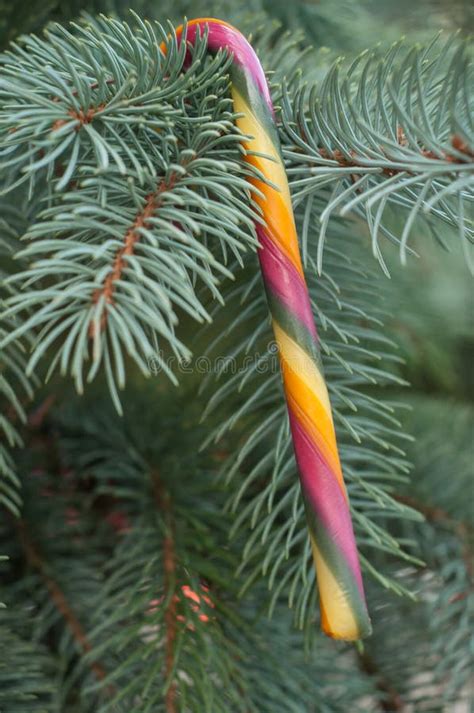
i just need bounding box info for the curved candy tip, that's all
[174,16,239,38]
[160,17,240,54]
[160,18,274,113]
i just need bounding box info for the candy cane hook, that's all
[161,19,371,640]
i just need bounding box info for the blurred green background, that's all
[0,1,472,710]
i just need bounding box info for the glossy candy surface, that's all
[163,18,371,640]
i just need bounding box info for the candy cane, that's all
[162,19,371,640]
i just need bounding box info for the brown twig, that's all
[88,172,178,338]
[358,649,405,711]
[16,519,109,684]
[292,124,473,177]
[316,132,473,176]
[152,472,178,713]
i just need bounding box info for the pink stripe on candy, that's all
[288,406,365,597]
[181,21,274,114]
[257,227,318,340]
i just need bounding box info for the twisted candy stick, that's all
[163,19,371,640]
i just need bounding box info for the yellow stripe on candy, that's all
[273,323,347,493]
[232,91,292,202]
[310,538,361,640]
[272,322,332,413]
[231,90,304,276]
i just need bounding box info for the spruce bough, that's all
[0,7,472,712]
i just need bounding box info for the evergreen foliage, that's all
[0,1,472,711]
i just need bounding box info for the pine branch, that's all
[280,34,474,274]
[0,16,258,411]
[15,518,110,686]
[361,396,474,709]
[0,608,58,712]
[151,471,178,713]
[0,317,37,515]
[0,5,471,712]
[0,335,29,515]
[31,391,376,712]
[0,202,37,516]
